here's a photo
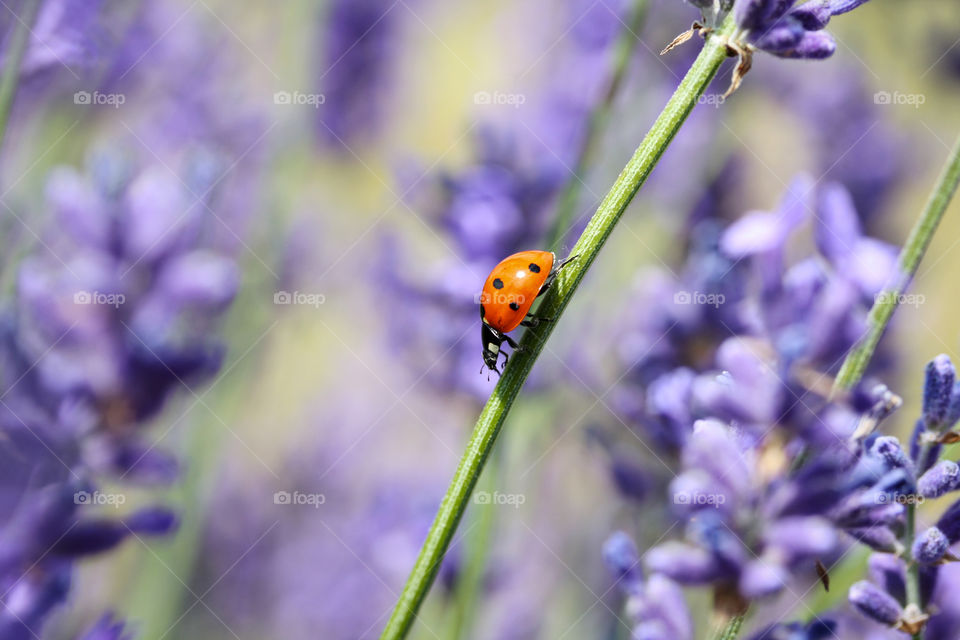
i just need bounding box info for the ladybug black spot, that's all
[528,263,541,273]
[509,302,520,311]
[493,278,504,289]
[479,304,486,318]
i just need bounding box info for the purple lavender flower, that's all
[849,580,903,627]
[314,0,398,148]
[5,150,239,478]
[0,482,174,640]
[734,0,872,59]
[917,460,960,498]
[612,178,896,454]
[603,531,693,640]
[912,527,949,565]
[75,614,133,640]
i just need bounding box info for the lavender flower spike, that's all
[912,527,950,565]
[924,354,957,430]
[849,580,903,626]
[918,460,960,499]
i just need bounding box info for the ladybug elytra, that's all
[478,250,577,376]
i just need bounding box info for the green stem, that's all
[544,0,650,251]
[711,613,747,640]
[379,15,738,640]
[834,134,960,392]
[0,0,41,152]
[448,444,501,640]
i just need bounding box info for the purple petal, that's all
[913,527,949,565]
[849,580,903,626]
[774,30,837,58]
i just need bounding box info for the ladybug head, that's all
[481,323,503,374]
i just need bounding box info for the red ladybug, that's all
[478,250,577,375]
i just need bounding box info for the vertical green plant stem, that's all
[712,613,746,640]
[834,135,960,392]
[379,15,737,640]
[545,0,651,251]
[0,0,41,152]
[448,444,501,640]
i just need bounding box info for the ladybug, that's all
[478,250,577,376]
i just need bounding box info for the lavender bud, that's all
[849,580,903,626]
[781,31,837,59]
[829,0,872,14]
[847,527,900,553]
[764,516,837,560]
[76,614,133,640]
[936,498,960,544]
[923,354,956,429]
[869,436,913,473]
[917,460,960,498]
[789,0,833,30]
[948,379,960,427]
[603,531,642,592]
[866,553,906,604]
[644,542,719,584]
[912,527,949,565]
[739,558,788,599]
[910,418,942,475]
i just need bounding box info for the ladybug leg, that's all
[502,334,523,351]
[521,314,553,328]
[536,254,580,299]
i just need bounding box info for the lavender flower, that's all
[912,527,949,565]
[6,149,239,478]
[314,0,398,147]
[849,580,903,627]
[75,614,133,640]
[612,178,896,454]
[734,0,872,59]
[917,460,960,499]
[603,531,693,640]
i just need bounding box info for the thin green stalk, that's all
[0,0,42,152]
[448,444,501,640]
[712,613,747,640]
[545,0,650,251]
[834,134,960,392]
[379,15,738,640]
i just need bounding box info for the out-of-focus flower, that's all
[603,531,693,640]
[75,614,134,640]
[314,0,398,148]
[5,149,239,479]
[612,177,897,454]
[640,417,900,604]
[734,0,872,59]
[0,482,174,640]
[849,580,903,627]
